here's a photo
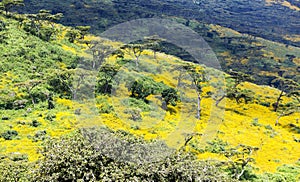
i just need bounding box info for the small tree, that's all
[120,43,145,67]
[23,10,63,41]
[76,25,90,39]
[222,144,258,180]
[215,70,253,106]
[161,87,179,107]
[0,20,7,44]
[96,64,120,95]
[271,77,299,112]
[183,64,207,119]
[144,35,164,59]
[15,80,43,106]
[65,28,80,43]
[130,76,162,101]
[89,40,114,69]
[50,68,94,100]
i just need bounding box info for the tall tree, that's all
[65,28,80,43]
[161,87,179,108]
[183,64,207,119]
[23,10,63,41]
[15,80,43,106]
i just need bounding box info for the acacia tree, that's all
[144,35,164,60]
[0,0,24,15]
[65,28,80,43]
[215,70,253,106]
[271,77,299,112]
[222,144,258,180]
[119,43,145,67]
[183,64,207,119]
[0,20,7,44]
[161,88,179,107]
[51,68,94,100]
[130,77,157,101]
[89,40,114,69]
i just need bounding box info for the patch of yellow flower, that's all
[265,0,300,11]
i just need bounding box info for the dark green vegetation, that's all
[15,0,300,93]
[0,14,79,110]
[2,128,300,181]
[19,0,300,47]
[0,128,236,181]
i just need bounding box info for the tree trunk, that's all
[275,114,283,126]
[135,57,139,67]
[177,70,182,87]
[274,90,284,112]
[30,94,35,107]
[216,95,226,107]
[197,93,201,120]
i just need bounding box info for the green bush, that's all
[259,101,271,107]
[1,130,18,140]
[31,120,41,127]
[33,128,234,181]
[0,158,32,182]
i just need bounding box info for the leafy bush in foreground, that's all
[33,128,233,181]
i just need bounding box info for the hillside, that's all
[16,0,300,92]
[0,10,300,181]
[19,0,300,47]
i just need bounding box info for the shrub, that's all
[259,101,271,107]
[129,76,166,101]
[0,157,32,182]
[161,87,180,106]
[31,120,41,127]
[33,130,47,142]
[34,128,234,181]
[251,118,262,127]
[1,130,18,140]
[124,108,142,121]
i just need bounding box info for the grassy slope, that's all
[0,14,299,178]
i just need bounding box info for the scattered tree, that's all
[161,87,179,107]
[271,77,299,112]
[50,68,94,100]
[222,144,259,180]
[215,70,253,106]
[76,25,90,39]
[23,9,63,41]
[88,39,114,69]
[96,64,120,94]
[65,28,80,43]
[119,43,145,67]
[183,64,207,119]
[15,80,43,106]
[144,35,164,59]
[130,76,163,101]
